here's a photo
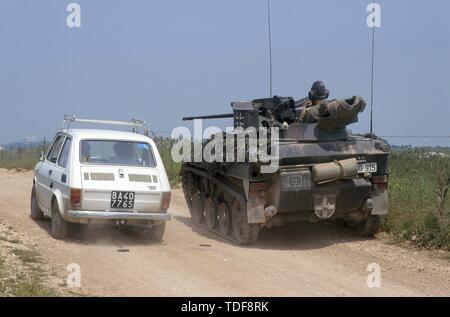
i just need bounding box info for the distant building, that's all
[0,145,4,151]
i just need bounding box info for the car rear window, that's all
[80,140,156,167]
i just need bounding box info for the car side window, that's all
[57,138,72,168]
[45,136,58,157]
[47,136,65,164]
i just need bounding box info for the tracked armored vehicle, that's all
[181,96,390,245]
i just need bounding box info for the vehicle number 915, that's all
[357,163,377,173]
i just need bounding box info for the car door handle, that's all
[49,182,54,189]
[48,170,52,176]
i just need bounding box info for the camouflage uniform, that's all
[297,81,329,123]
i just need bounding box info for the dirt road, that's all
[0,169,449,296]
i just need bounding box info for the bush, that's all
[0,146,46,170]
[152,136,181,185]
[383,150,450,250]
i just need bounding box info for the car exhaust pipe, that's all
[264,205,278,217]
[361,198,374,213]
[345,198,374,223]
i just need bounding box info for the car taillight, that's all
[70,188,82,208]
[162,192,171,210]
[372,175,388,191]
[249,182,267,191]
[248,182,267,198]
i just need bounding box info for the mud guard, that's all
[52,189,69,219]
[243,179,266,224]
[246,195,266,224]
[371,189,388,215]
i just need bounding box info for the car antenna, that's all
[369,0,376,135]
[267,0,273,98]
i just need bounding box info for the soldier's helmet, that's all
[308,81,329,101]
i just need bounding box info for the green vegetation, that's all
[1,218,59,296]
[1,245,58,296]
[8,272,58,297]
[0,260,58,296]
[384,150,450,250]
[12,248,43,265]
[0,145,46,170]
[0,234,21,244]
[152,136,182,185]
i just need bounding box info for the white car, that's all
[30,116,172,241]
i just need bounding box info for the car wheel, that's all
[30,186,44,220]
[147,222,166,242]
[51,201,69,239]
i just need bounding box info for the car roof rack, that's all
[62,115,149,136]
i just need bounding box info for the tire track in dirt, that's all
[0,169,448,296]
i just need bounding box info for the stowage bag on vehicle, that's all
[302,96,366,131]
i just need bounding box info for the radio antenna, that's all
[369,2,376,135]
[267,0,273,98]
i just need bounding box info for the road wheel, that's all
[30,186,44,220]
[355,215,381,237]
[204,197,218,229]
[182,170,195,212]
[147,222,166,241]
[231,199,259,245]
[191,192,204,224]
[218,202,231,235]
[51,201,69,240]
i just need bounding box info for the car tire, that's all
[147,222,166,242]
[30,186,44,220]
[51,201,69,240]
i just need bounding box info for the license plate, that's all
[111,191,135,209]
[357,162,377,173]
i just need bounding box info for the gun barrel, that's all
[182,113,234,121]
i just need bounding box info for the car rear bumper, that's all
[67,210,171,221]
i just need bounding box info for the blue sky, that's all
[0,0,449,146]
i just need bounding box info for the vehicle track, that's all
[0,169,449,296]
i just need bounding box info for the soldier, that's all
[297,80,329,108]
[297,81,330,122]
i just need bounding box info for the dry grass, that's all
[0,222,59,297]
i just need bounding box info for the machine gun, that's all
[182,113,234,121]
[182,95,366,134]
[183,96,299,131]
